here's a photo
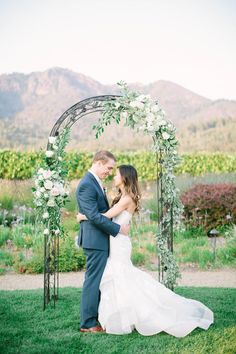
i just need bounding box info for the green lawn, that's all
[0,287,235,354]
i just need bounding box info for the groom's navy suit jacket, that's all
[76,172,120,251]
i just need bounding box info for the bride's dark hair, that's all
[111,165,141,212]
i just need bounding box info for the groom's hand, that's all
[120,224,130,236]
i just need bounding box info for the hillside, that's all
[0,67,235,152]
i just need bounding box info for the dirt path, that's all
[0,268,235,290]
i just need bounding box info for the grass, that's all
[0,287,235,354]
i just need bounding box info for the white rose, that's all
[136,94,146,102]
[43,193,49,199]
[35,180,40,187]
[159,120,167,126]
[137,94,150,102]
[52,144,58,150]
[162,132,170,140]
[138,124,146,131]
[35,201,42,206]
[146,113,155,124]
[54,229,60,235]
[54,182,65,194]
[48,136,57,144]
[50,188,60,197]
[40,187,46,193]
[42,170,53,179]
[115,102,120,109]
[121,111,128,119]
[130,101,136,108]
[151,104,159,112]
[46,150,54,158]
[44,180,53,190]
[147,123,155,132]
[43,212,49,219]
[130,101,144,109]
[38,175,44,181]
[58,156,62,161]
[36,191,41,198]
[47,199,55,207]
[136,101,144,109]
[38,168,45,174]
[43,229,49,235]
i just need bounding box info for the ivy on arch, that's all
[33,82,183,309]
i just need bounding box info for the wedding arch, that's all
[33,82,183,309]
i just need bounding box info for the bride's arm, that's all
[77,196,131,222]
[102,196,131,219]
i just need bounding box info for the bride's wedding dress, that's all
[98,210,214,336]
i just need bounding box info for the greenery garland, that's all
[95,81,183,287]
[33,81,183,287]
[33,128,70,239]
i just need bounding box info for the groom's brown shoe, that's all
[80,326,105,333]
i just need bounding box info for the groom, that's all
[76,150,130,333]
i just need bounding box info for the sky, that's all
[0,0,235,100]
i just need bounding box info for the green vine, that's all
[33,128,70,239]
[94,81,183,287]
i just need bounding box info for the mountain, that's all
[0,67,235,152]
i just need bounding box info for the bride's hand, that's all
[77,212,87,222]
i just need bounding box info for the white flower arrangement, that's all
[94,81,184,287]
[33,129,70,240]
[45,151,54,158]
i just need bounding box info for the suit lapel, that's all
[103,189,109,208]
[87,172,109,208]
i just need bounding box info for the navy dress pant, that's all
[80,248,108,328]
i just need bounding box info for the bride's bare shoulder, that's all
[121,195,136,210]
[121,195,132,203]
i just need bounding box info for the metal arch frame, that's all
[43,94,174,309]
[47,95,121,142]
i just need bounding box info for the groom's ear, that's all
[97,160,103,167]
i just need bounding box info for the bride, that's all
[77,165,214,337]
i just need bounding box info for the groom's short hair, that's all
[92,150,116,164]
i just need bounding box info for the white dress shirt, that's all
[88,169,104,194]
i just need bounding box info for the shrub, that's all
[25,253,44,274]
[181,183,236,231]
[131,250,146,265]
[13,252,26,273]
[11,224,36,249]
[0,226,11,246]
[0,250,13,266]
[0,267,6,275]
[0,206,36,227]
[0,212,16,227]
[0,195,14,210]
[174,226,206,240]
[58,236,86,272]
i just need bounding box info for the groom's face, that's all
[97,158,116,179]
